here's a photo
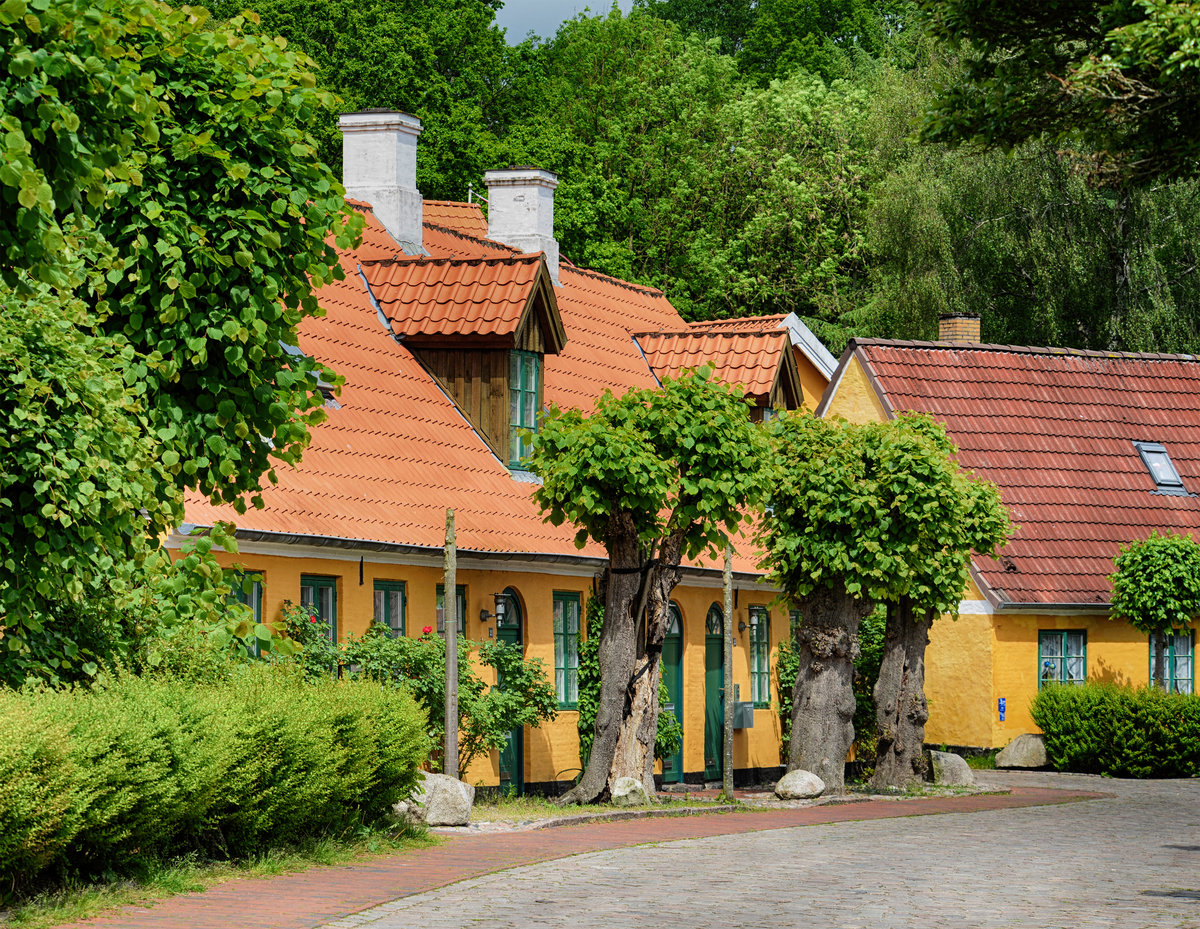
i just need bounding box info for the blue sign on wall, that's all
[998,697,1006,721]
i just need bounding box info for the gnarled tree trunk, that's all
[558,523,684,804]
[871,598,934,789]
[789,582,872,792]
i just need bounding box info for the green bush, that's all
[0,664,428,891]
[1031,682,1200,777]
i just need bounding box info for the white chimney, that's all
[484,167,560,285]
[339,109,424,253]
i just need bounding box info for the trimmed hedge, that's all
[0,664,428,890]
[1031,682,1200,777]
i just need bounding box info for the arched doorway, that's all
[703,602,724,782]
[661,603,684,784]
[497,587,524,795]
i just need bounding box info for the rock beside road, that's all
[929,750,975,786]
[611,776,652,807]
[398,773,476,826]
[775,769,825,799]
[996,733,1048,769]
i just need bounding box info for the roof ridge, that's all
[421,220,520,254]
[562,263,664,297]
[636,328,787,340]
[852,337,1200,362]
[423,199,482,208]
[362,252,541,269]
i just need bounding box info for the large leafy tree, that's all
[203,0,514,199]
[1110,532,1200,689]
[1,0,359,662]
[920,0,1200,185]
[527,369,770,803]
[759,413,1007,790]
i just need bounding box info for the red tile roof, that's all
[846,339,1200,607]
[636,330,791,402]
[363,254,544,341]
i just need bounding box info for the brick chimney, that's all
[938,313,981,343]
[484,167,560,285]
[338,109,424,253]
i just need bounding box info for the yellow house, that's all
[816,314,1199,749]
[171,110,835,792]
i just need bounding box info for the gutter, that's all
[994,601,1110,614]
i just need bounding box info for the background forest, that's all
[205,0,1200,354]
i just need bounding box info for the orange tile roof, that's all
[182,198,768,574]
[636,330,791,403]
[363,254,543,341]
[423,200,488,238]
[688,314,787,333]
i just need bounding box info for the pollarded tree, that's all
[863,418,1008,789]
[1110,532,1200,690]
[758,413,1008,790]
[527,368,770,803]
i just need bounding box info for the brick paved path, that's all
[58,780,1108,929]
[328,772,1200,929]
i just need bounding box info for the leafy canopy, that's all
[1110,532,1200,635]
[527,367,771,560]
[919,0,1200,184]
[759,413,1009,614]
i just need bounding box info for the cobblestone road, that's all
[326,772,1200,929]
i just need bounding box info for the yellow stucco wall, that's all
[206,547,787,788]
[924,610,995,748]
[796,354,829,412]
[821,354,888,424]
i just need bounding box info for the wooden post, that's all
[443,509,458,779]
[722,542,734,801]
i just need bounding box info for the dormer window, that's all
[510,350,541,467]
[1135,441,1187,495]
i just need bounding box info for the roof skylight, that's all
[1134,441,1188,495]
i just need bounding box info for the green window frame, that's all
[1150,630,1195,693]
[374,580,406,637]
[749,605,770,707]
[234,570,264,657]
[300,575,337,642]
[554,591,581,708]
[436,584,466,636]
[509,350,541,467]
[1038,630,1086,689]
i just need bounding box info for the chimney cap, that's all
[937,313,980,321]
[338,110,422,134]
[484,166,559,188]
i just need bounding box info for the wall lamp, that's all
[479,591,509,625]
[737,612,759,634]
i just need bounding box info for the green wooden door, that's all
[496,588,524,795]
[703,603,724,782]
[661,604,684,784]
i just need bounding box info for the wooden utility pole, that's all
[722,542,734,801]
[443,509,458,778]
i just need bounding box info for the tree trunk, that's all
[789,582,871,792]
[1152,629,1167,689]
[870,598,934,790]
[558,521,683,804]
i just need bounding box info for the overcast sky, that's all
[494,0,635,44]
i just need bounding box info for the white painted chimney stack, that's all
[484,167,560,285]
[339,109,424,253]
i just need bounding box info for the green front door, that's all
[661,604,684,784]
[496,588,524,795]
[703,603,724,782]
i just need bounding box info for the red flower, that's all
[309,616,318,623]
[422,625,434,635]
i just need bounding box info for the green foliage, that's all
[1110,533,1200,636]
[775,605,884,761]
[295,622,558,778]
[1031,682,1200,777]
[576,598,681,766]
[919,0,1200,185]
[1,0,362,659]
[0,664,428,892]
[759,413,1010,612]
[529,367,771,561]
